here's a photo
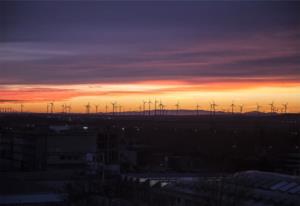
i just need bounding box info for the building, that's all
[121,171,300,206]
[280,152,300,175]
[47,126,100,171]
[0,178,63,206]
[0,128,47,171]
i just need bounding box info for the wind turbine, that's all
[148,99,152,116]
[175,101,180,115]
[142,100,147,116]
[111,102,117,116]
[210,101,217,116]
[230,101,235,114]
[105,104,108,114]
[20,104,24,113]
[256,103,261,112]
[95,105,99,113]
[61,104,66,113]
[213,102,218,115]
[239,104,244,114]
[85,103,91,114]
[282,103,288,114]
[118,105,122,116]
[49,102,54,114]
[196,104,200,116]
[269,102,275,113]
[154,99,159,116]
[162,104,167,116]
[67,105,72,113]
[159,100,163,116]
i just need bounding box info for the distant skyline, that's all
[1,1,300,113]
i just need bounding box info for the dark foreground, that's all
[0,113,299,205]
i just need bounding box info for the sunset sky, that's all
[1,1,300,113]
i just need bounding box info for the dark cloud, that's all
[0,99,21,103]
[1,1,300,85]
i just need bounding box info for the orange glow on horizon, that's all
[0,80,300,113]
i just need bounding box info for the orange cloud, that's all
[1,78,300,104]
[0,88,79,102]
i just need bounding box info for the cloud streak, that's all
[1,77,300,104]
[1,1,300,111]
[1,29,300,85]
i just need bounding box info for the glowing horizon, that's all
[1,2,300,112]
[1,81,299,113]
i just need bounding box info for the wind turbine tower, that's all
[210,101,217,116]
[230,101,235,114]
[61,104,66,113]
[50,102,54,114]
[111,102,117,116]
[239,104,244,114]
[269,102,275,113]
[142,100,147,116]
[162,104,166,116]
[159,100,163,116]
[20,104,24,113]
[148,99,152,116]
[256,103,261,113]
[154,99,158,116]
[85,103,91,114]
[118,105,122,116]
[67,105,71,113]
[175,101,180,115]
[196,104,200,116]
[282,103,288,114]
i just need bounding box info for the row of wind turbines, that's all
[39,100,289,115]
[0,101,290,115]
[209,101,288,115]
